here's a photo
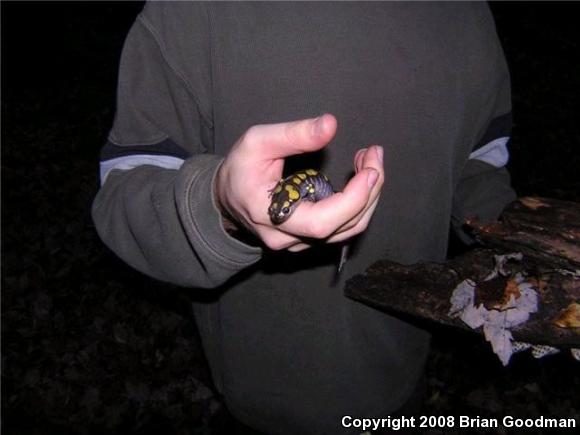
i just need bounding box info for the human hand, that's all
[214,114,384,251]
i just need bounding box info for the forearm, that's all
[92,154,262,288]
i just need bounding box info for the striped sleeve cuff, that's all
[469,112,512,168]
[99,138,189,184]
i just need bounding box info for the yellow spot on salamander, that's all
[305,169,318,176]
[274,184,283,194]
[297,173,307,180]
[283,200,290,208]
[271,202,278,209]
[292,177,301,184]
[285,184,300,200]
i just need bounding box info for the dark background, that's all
[2,2,579,434]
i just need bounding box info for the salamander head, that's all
[268,199,295,224]
[268,179,303,224]
[268,172,329,225]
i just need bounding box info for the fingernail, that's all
[376,146,384,164]
[367,169,379,188]
[312,115,325,137]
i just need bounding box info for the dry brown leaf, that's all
[480,276,524,311]
[503,277,523,305]
[519,197,550,210]
[553,302,580,328]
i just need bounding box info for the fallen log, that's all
[466,196,580,271]
[345,198,580,350]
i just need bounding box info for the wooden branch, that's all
[345,198,580,349]
[466,197,580,271]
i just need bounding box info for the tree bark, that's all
[345,198,580,348]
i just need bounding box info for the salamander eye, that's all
[282,207,290,214]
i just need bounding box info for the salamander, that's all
[268,169,348,272]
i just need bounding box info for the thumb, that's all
[248,113,337,160]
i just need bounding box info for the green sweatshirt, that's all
[92,2,515,434]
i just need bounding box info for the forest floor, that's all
[2,3,579,434]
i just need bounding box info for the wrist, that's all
[213,169,260,246]
[213,169,236,230]
[218,208,261,247]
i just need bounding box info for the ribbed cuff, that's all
[176,154,262,274]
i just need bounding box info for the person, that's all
[92,2,515,434]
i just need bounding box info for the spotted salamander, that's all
[268,169,348,272]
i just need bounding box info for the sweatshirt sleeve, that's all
[452,112,517,225]
[92,4,262,288]
[452,42,517,237]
